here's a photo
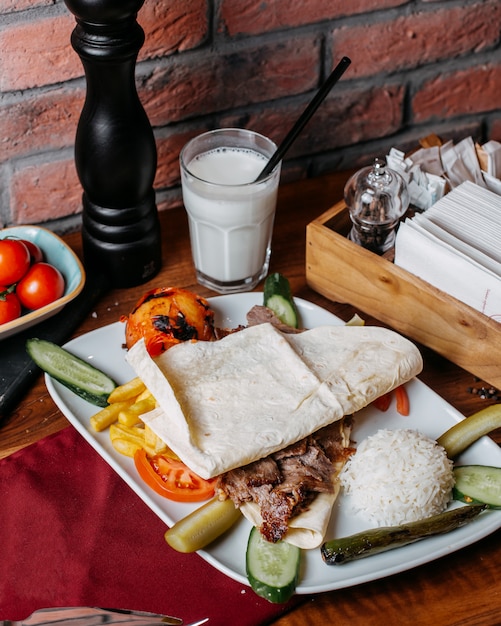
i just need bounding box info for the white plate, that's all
[45,293,501,594]
[0,225,85,340]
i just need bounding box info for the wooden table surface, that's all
[1,171,500,625]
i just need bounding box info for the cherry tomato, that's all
[0,239,30,285]
[134,449,216,502]
[19,239,44,264]
[16,262,65,310]
[0,285,21,324]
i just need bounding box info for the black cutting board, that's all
[0,273,109,421]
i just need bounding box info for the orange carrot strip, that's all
[395,385,410,416]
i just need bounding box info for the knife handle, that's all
[4,606,182,625]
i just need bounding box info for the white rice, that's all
[339,428,455,526]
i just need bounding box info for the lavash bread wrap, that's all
[127,322,423,548]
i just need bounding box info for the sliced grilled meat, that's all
[217,418,351,542]
[246,305,303,333]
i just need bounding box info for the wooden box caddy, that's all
[306,201,501,389]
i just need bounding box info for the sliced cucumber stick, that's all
[454,465,501,509]
[263,273,299,328]
[246,526,301,603]
[27,338,117,407]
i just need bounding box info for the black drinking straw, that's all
[255,56,351,182]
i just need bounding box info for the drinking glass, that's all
[180,128,281,294]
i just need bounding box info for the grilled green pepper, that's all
[321,504,487,565]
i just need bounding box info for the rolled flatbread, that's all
[126,322,422,480]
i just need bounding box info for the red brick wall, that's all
[1,0,500,230]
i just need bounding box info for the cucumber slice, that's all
[453,465,501,509]
[246,526,301,603]
[263,273,299,328]
[27,338,117,407]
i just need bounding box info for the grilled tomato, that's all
[122,287,215,356]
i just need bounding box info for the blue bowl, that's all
[0,225,86,340]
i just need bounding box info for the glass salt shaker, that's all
[344,158,409,255]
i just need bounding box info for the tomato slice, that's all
[372,392,392,412]
[134,449,216,502]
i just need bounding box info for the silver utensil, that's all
[0,607,209,626]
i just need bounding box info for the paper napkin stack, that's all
[386,137,501,210]
[394,181,501,323]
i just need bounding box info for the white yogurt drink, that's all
[180,128,281,294]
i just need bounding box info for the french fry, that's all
[109,422,145,448]
[143,444,180,460]
[136,388,154,403]
[107,377,146,403]
[89,376,164,459]
[118,394,156,427]
[111,438,143,458]
[117,409,142,428]
[90,400,134,432]
[126,395,156,417]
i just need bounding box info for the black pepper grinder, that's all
[64,0,162,288]
[344,158,409,255]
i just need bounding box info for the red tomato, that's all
[372,392,392,412]
[19,239,44,264]
[16,262,65,310]
[134,449,216,502]
[123,287,215,357]
[0,239,30,285]
[0,285,21,324]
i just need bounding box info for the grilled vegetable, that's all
[437,404,501,459]
[453,465,501,509]
[321,504,487,565]
[122,287,215,357]
[26,338,116,407]
[263,273,299,328]
[246,526,301,603]
[164,497,241,553]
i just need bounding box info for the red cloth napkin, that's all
[0,426,303,624]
